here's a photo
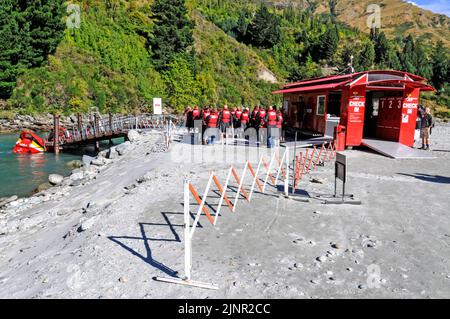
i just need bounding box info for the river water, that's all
[0,133,80,198]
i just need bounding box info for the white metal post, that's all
[154,178,218,290]
[284,147,289,197]
[249,158,263,201]
[215,167,233,225]
[233,162,248,213]
[263,151,276,192]
[184,179,191,281]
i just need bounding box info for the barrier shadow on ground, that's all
[108,212,199,278]
[397,173,450,184]
[276,185,310,197]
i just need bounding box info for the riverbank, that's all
[0,124,449,298]
[0,113,75,134]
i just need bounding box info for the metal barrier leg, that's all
[155,180,218,290]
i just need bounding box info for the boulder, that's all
[66,160,83,169]
[107,146,118,159]
[36,182,52,193]
[91,158,105,166]
[98,150,108,158]
[48,174,64,186]
[127,130,140,143]
[82,155,95,167]
[70,171,85,181]
[116,141,131,156]
[0,195,18,208]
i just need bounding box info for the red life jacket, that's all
[202,110,210,120]
[276,112,283,128]
[221,110,231,123]
[259,110,266,119]
[267,110,278,126]
[193,109,200,119]
[251,110,258,121]
[207,114,218,128]
[241,112,249,124]
[235,110,243,120]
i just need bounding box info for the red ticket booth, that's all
[273,70,435,151]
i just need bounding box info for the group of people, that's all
[184,105,285,134]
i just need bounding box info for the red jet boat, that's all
[12,130,46,154]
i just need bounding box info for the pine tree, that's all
[431,41,449,91]
[315,26,339,62]
[247,5,281,49]
[0,0,65,99]
[356,40,375,71]
[150,0,195,71]
[400,35,416,74]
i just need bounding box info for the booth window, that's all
[316,95,326,116]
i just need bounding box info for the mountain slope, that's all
[272,0,450,47]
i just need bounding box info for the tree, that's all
[162,54,200,111]
[0,0,65,99]
[431,41,449,91]
[400,35,416,74]
[315,26,339,62]
[356,40,375,71]
[150,0,195,71]
[247,5,281,49]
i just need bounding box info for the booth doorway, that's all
[364,91,402,138]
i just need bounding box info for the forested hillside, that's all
[0,0,448,117]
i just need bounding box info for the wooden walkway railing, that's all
[45,113,184,153]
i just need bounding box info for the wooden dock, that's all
[45,113,181,153]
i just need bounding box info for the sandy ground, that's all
[0,124,449,299]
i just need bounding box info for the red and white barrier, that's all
[155,147,290,289]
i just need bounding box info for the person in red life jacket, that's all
[265,106,278,128]
[202,106,211,125]
[240,108,250,131]
[264,106,279,147]
[206,109,219,128]
[234,106,243,128]
[219,105,232,136]
[205,108,219,144]
[276,107,284,142]
[257,106,267,128]
[184,106,193,130]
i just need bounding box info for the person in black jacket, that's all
[419,107,433,150]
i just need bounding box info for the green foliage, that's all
[162,54,199,111]
[315,26,339,62]
[431,41,449,91]
[355,40,375,71]
[2,0,448,118]
[150,0,195,70]
[246,5,281,49]
[0,0,65,98]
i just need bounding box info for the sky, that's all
[407,0,450,17]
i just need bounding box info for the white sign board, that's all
[153,98,162,115]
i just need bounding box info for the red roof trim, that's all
[273,80,350,94]
[281,70,428,90]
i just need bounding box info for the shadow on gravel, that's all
[398,173,450,184]
[108,212,190,278]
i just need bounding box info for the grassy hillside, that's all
[5,0,280,115]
